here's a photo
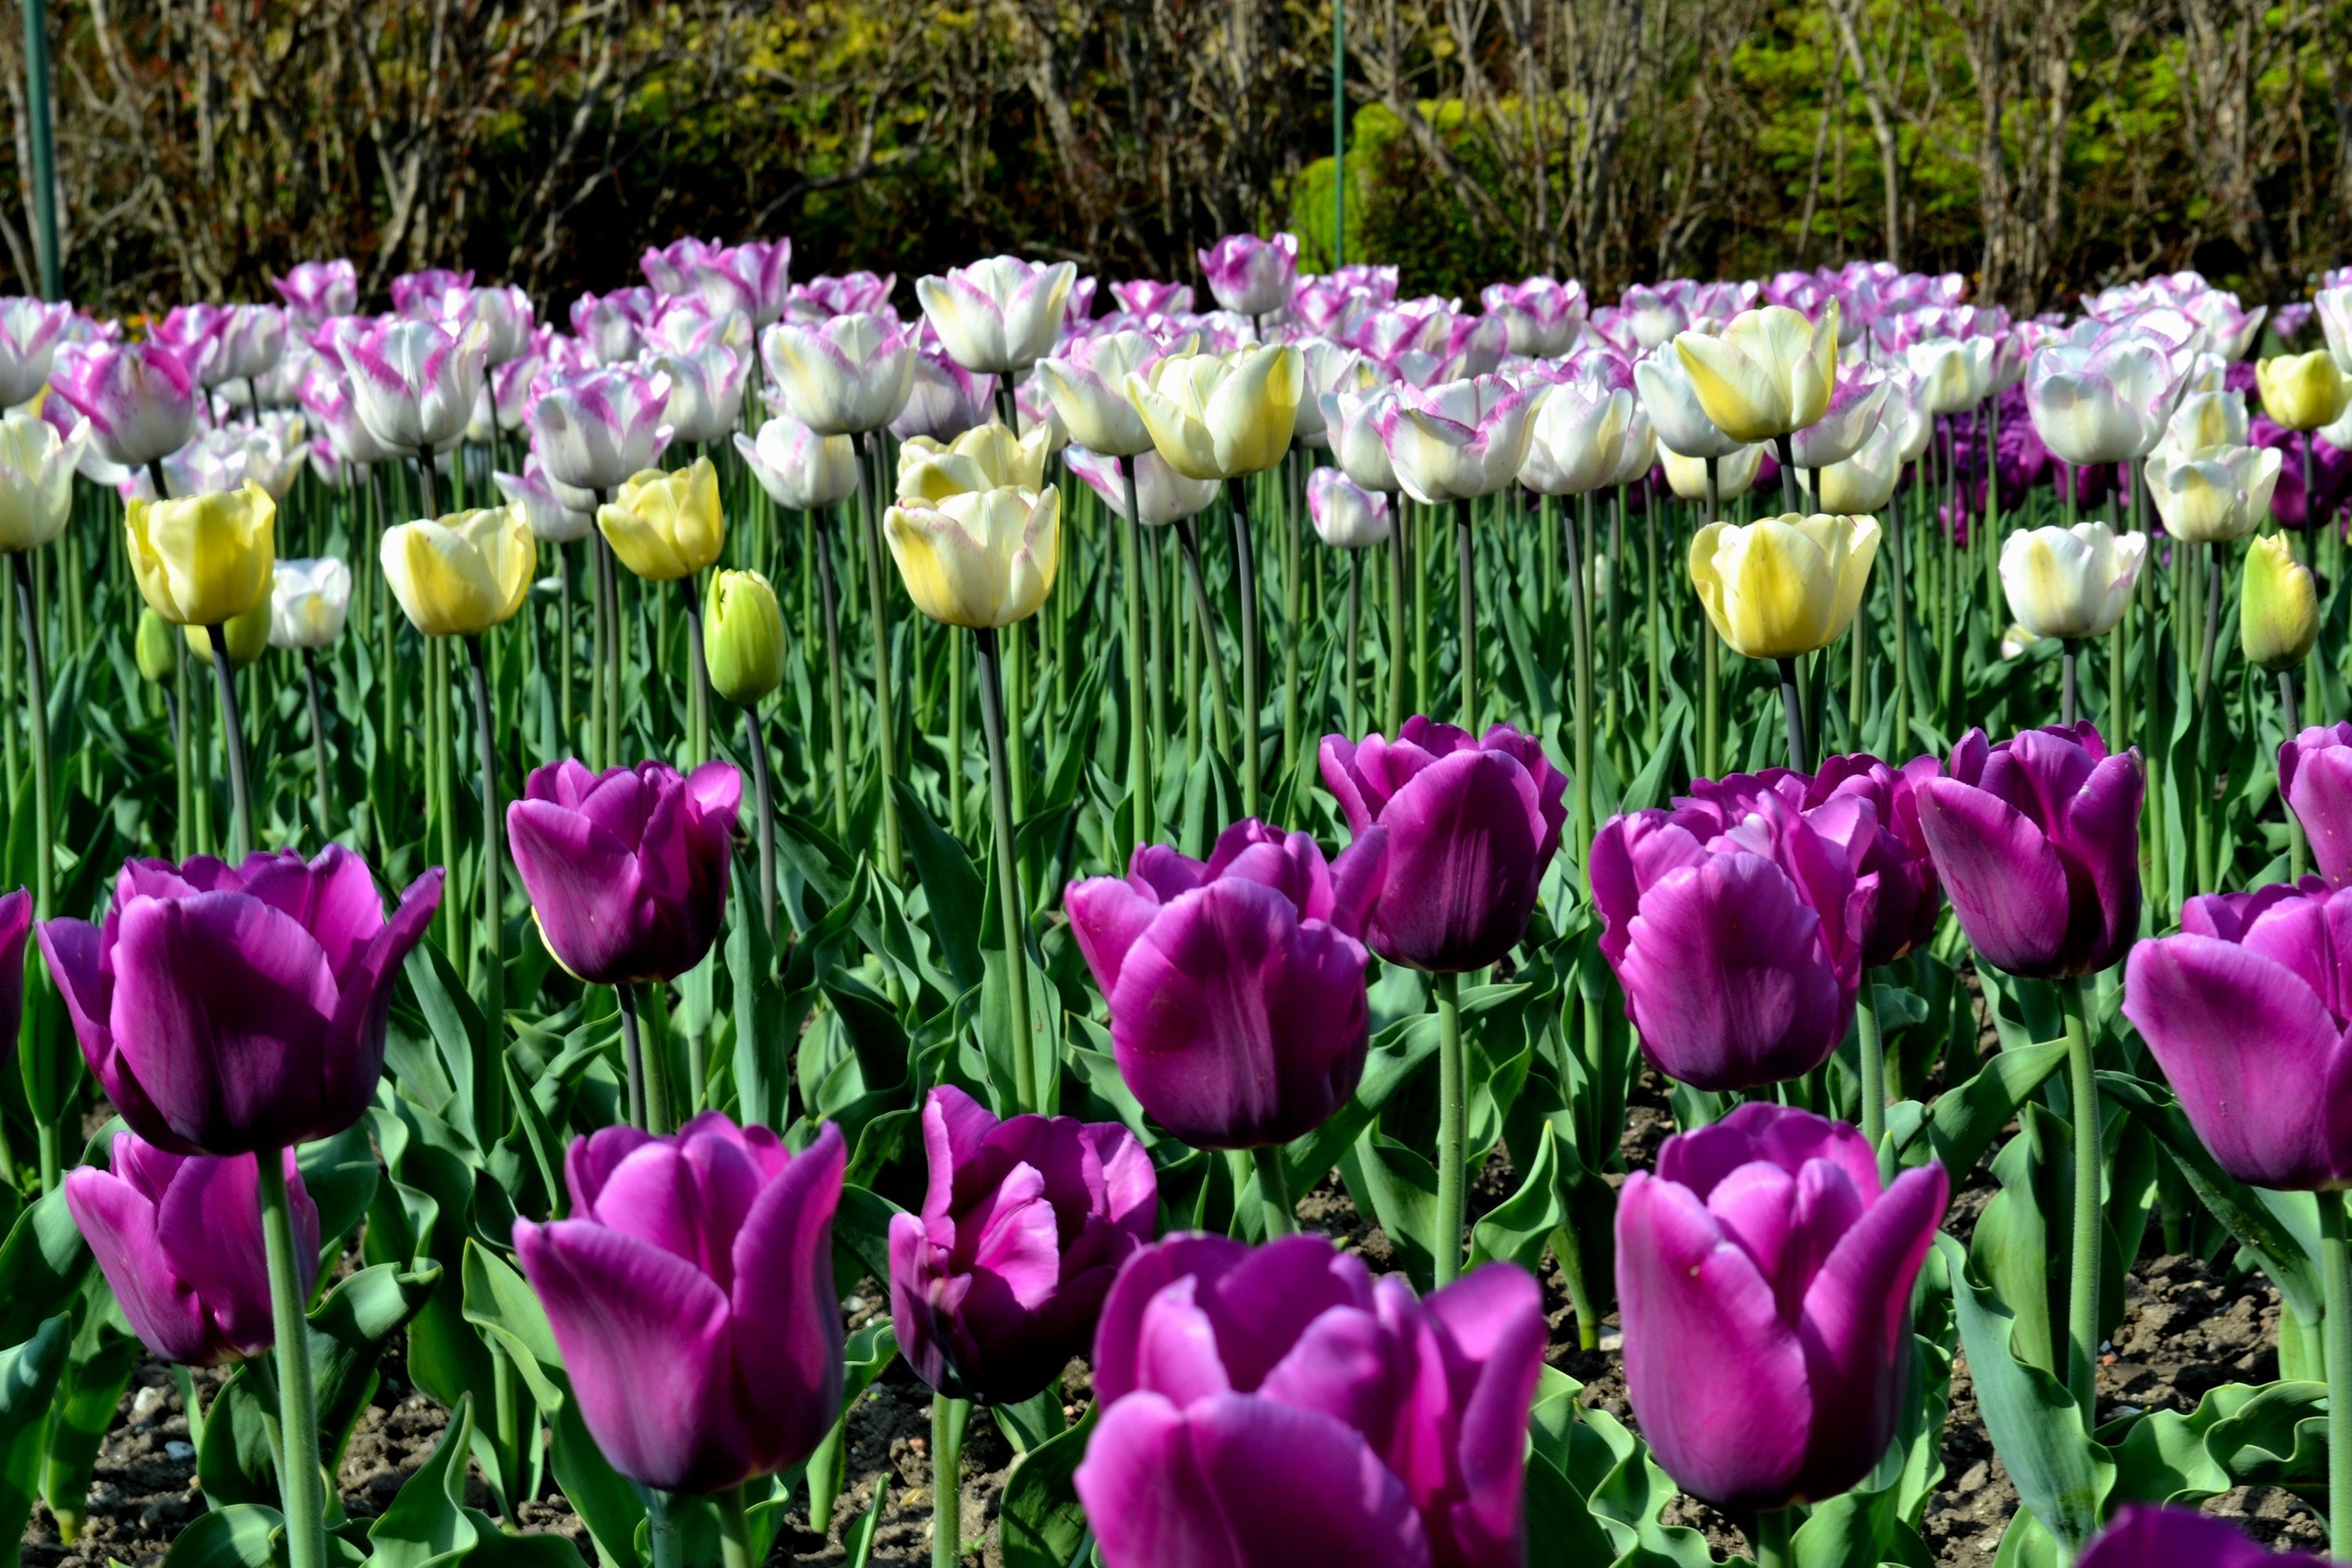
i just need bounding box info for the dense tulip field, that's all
[0,235,2349,1568]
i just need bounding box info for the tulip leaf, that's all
[1585,1428,1717,1568]
[1468,1120,1564,1274]
[161,1504,290,1568]
[402,941,488,1152]
[459,1242,565,1406]
[0,1188,92,1346]
[298,1123,383,1261]
[196,1363,283,1508]
[0,1315,71,1558]
[42,1291,142,1536]
[501,1056,564,1222]
[1615,696,1693,818]
[1892,1040,2068,1184]
[368,1392,481,1568]
[833,1183,909,1292]
[1939,1233,2113,1552]
[999,1399,1098,1568]
[314,1261,445,1475]
[807,1323,901,1528]
[893,776,984,993]
[1338,1129,1441,1290]
[995,1381,1067,1455]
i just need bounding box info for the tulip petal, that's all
[509,797,650,982]
[1415,1265,1545,1564]
[1065,875,1167,998]
[2288,742,2352,885]
[64,1166,219,1364]
[161,1150,316,1356]
[1363,751,1546,972]
[1915,776,2072,975]
[728,1122,846,1473]
[1076,1392,1433,1568]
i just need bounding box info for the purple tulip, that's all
[1478,276,1588,358]
[527,365,673,495]
[2078,1504,2324,1567]
[2282,723,2352,884]
[0,297,71,406]
[2253,414,2352,530]
[39,849,441,1157]
[786,271,898,323]
[2122,879,2352,1191]
[1076,1235,1545,1568]
[1914,724,2143,978]
[689,238,792,325]
[514,1116,845,1494]
[328,314,488,454]
[0,887,28,1065]
[506,759,741,987]
[1319,718,1567,974]
[887,1086,1155,1403]
[569,288,655,365]
[48,340,200,468]
[639,239,713,296]
[1109,279,1196,318]
[271,260,358,334]
[1065,820,1374,1149]
[1592,786,1862,1091]
[1616,1103,1947,1511]
[1196,232,1299,318]
[390,269,474,319]
[64,1134,318,1366]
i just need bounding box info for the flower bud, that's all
[183,599,271,669]
[2241,532,2319,670]
[705,569,785,706]
[135,608,176,684]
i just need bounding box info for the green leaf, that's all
[833,1183,907,1291]
[1892,1040,2067,1181]
[298,1124,383,1261]
[314,1261,445,1470]
[163,1504,289,1568]
[1338,1129,1439,1290]
[1000,1399,1098,1568]
[42,1301,142,1536]
[0,1189,93,1345]
[368,1392,481,1568]
[1468,1119,1563,1272]
[993,1381,1066,1454]
[894,776,985,993]
[805,1323,899,1532]
[0,1317,71,1555]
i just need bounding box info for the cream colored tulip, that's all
[1126,344,1302,481]
[2241,532,2319,670]
[2152,389,2249,460]
[1671,303,1839,441]
[884,485,1060,629]
[598,457,726,583]
[1688,511,1879,659]
[2256,351,2352,433]
[1998,522,2147,640]
[382,506,533,636]
[0,411,88,552]
[268,556,352,649]
[1662,442,1764,503]
[1809,421,1904,514]
[125,480,277,627]
[1902,337,1994,416]
[897,421,1052,503]
[2143,444,2281,544]
[1519,385,1631,496]
[1036,331,1163,458]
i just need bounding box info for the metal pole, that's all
[23,0,60,299]
[1332,0,1345,268]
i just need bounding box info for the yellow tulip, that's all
[895,422,1051,503]
[884,485,1060,630]
[2255,352,2352,433]
[1689,512,1880,659]
[1671,303,1840,442]
[125,480,276,627]
[2241,532,2319,670]
[598,457,725,582]
[183,598,271,669]
[705,568,786,706]
[1125,345,1301,481]
[381,506,534,637]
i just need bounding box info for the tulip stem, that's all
[1251,1145,1296,1239]
[715,1483,753,1568]
[744,708,777,941]
[2318,1192,2352,1561]
[815,513,852,845]
[1774,433,1798,513]
[171,648,191,862]
[206,624,254,859]
[2060,641,2078,728]
[931,1393,967,1568]
[1174,520,1236,763]
[464,635,506,1134]
[1119,456,1151,854]
[681,575,710,768]
[302,649,332,846]
[1345,547,1363,739]
[1857,973,1886,1155]
[595,521,625,768]
[975,627,1037,1114]
[11,555,51,921]
[2283,671,2308,881]
[1227,477,1262,815]
[557,544,575,760]
[855,430,902,882]
[1434,970,1467,1289]
[258,1152,327,1568]
[2057,977,2102,1429]
[1751,1507,1794,1568]
[1387,510,1407,735]
[1566,495,1595,880]
[615,982,648,1131]
[1454,495,1476,734]
[415,446,439,519]
[1774,657,1809,773]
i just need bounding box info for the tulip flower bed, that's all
[2,242,2352,1568]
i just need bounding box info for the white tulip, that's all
[2000,522,2147,639]
[269,556,352,649]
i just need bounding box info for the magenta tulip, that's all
[2281,723,2352,885]
[887,1086,1155,1403]
[48,340,200,469]
[1196,232,1298,318]
[39,849,442,1157]
[2123,879,2352,1191]
[1319,718,1567,974]
[64,1134,318,1366]
[514,1116,845,1494]
[1616,1104,1947,1511]
[1076,1234,1545,1568]
[2079,1504,2323,1567]
[1914,723,2143,978]
[271,260,358,334]
[1065,819,1374,1149]
[0,887,28,1065]
[506,759,741,987]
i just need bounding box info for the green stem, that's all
[716,1483,753,1568]
[1753,1507,1795,1568]
[596,510,623,769]
[2058,977,2103,1428]
[1283,455,1302,789]
[1565,495,1595,879]
[816,512,851,844]
[2319,1190,2352,1561]
[172,1364,208,1454]
[643,1488,687,1568]
[1387,514,1406,735]
[1434,970,1467,1287]
[1454,495,1477,733]
[258,1152,326,1568]
[2284,670,2308,881]
[12,555,51,920]
[1857,972,1885,1152]
[558,543,575,759]
[1174,520,1236,762]
[1414,503,1431,718]
[931,1393,967,1568]
[465,634,506,1137]
[207,624,252,860]
[1776,655,1809,773]
[976,627,1036,1114]
[1228,477,1261,815]
[1345,548,1363,738]
[303,651,332,845]
[1120,458,1151,852]
[172,653,191,861]
[683,575,710,767]
[859,433,902,880]
[616,982,648,1131]
[1251,1144,1295,1238]
[745,708,777,940]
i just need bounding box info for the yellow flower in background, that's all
[705,568,786,706]
[2241,533,2319,670]
[125,480,276,627]
[598,456,725,582]
[2255,352,2352,433]
[896,422,1051,503]
[885,485,1060,630]
[1689,512,1880,659]
[381,505,533,637]
[183,599,271,669]
[1671,303,1839,441]
[1125,344,1302,481]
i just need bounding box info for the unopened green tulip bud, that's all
[183,597,272,670]
[135,608,176,684]
[705,568,786,706]
[2242,532,2319,670]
